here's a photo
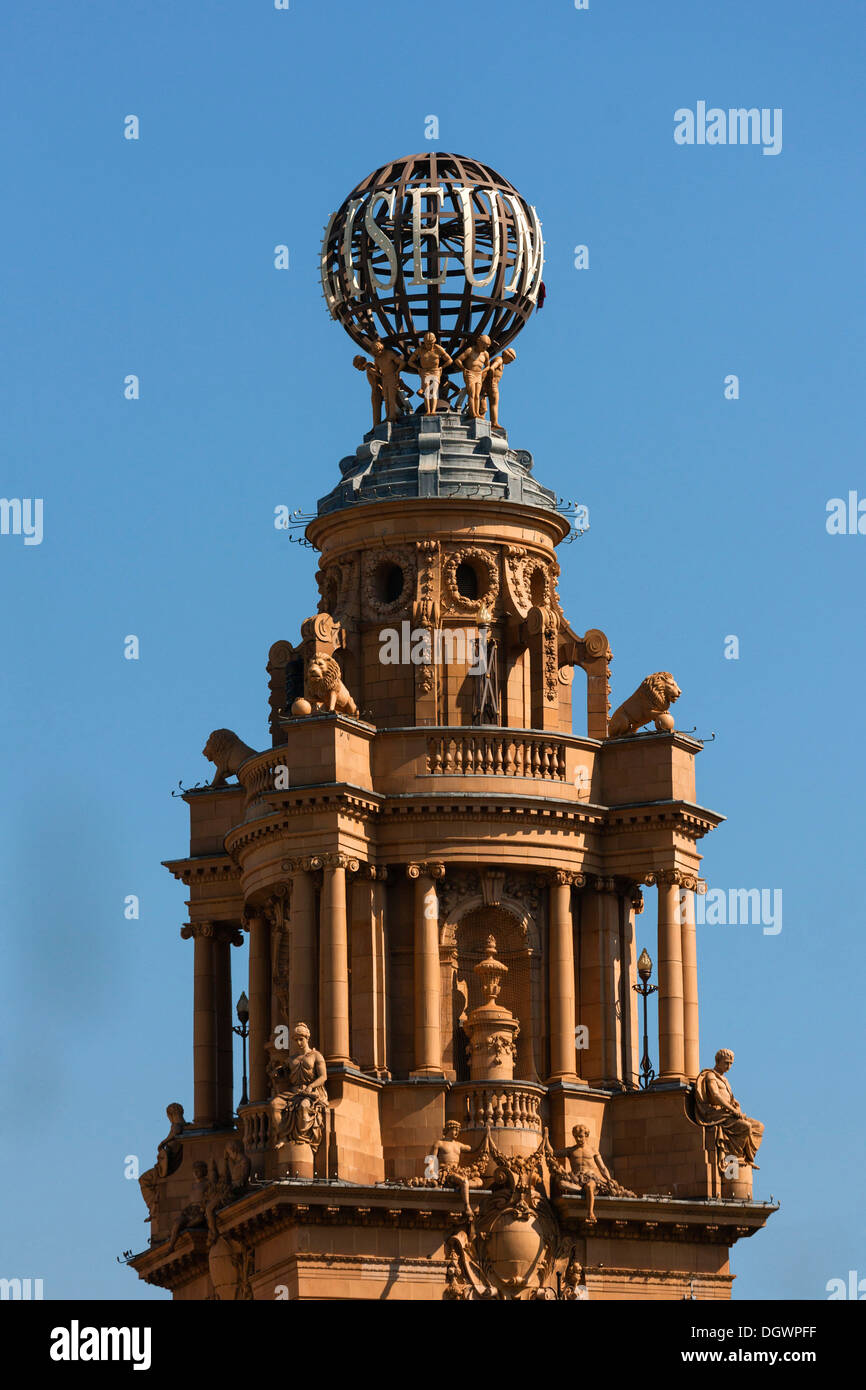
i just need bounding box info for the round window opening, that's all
[377,562,405,606]
[455,560,480,601]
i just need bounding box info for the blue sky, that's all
[0,1,862,1300]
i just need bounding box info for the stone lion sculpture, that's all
[202,729,259,785]
[607,672,681,738]
[291,654,358,718]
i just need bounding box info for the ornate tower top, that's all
[320,151,544,359]
[317,152,552,519]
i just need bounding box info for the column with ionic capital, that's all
[678,872,703,1079]
[245,908,271,1103]
[213,923,243,1126]
[321,854,358,1067]
[647,870,686,1082]
[288,858,321,1037]
[350,866,390,1077]
[547,871,584,1084]
[182,921,217,1128]
[408,862,445,1077]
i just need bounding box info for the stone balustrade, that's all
[449,1081,545,1133]
[426,731,567,781]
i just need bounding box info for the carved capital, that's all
[551,870,586,887]
[321,852,360,873]
[181,920,242,946]
[645,868,702,891]
[590,875,617,895]
[356,863,388,882]
[407,861,446,881]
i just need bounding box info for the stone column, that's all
[575,885,603,1084]
[321,854,357,1067]
[597,878,622,1086]
[680,878,701,1080]
[182,921,216,1128]
[652,871,686,1082]
[350,867,389,1077]
[214,926,234,1126]
[408,862,445,1077]
[246,910,270,1103]
[547,871,583,1083]
[289,859,320,1036]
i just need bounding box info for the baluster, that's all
[455,738,464,774]
[504,740,515,775]
[484,739,494,774]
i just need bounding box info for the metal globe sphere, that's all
[320,152,544,359]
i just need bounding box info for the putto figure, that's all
[424,1119,486,1220]
[266,1022,328,1153]
[204,1139,251,1245]
[695,1049,764,1167]
[138,1102,186,1221]
[406,331,453,415]
[455,335,492,418]
[480,347,516,428]
[551,1123,634,1222]
[354,338,407,423]
[167,1160,210,1251]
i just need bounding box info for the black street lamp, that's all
[633,948,658,1089]
[233,992,250,1109]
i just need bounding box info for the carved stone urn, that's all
[466,936,520,1082]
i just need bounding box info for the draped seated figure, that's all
[266,1021,328,1153]
[694,1048,764,1168]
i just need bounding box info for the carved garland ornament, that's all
[362,546,416,619]
[443,546,499,614]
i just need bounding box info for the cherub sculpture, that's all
[406,331,453,415]
[138,1102,186,1221]
[204,1139,251,1245]
[480,347,516,428]
[417,1120,487,1221]
[454,335,492,418]
[550,1123,634,1222]
[353,339,407,423]
[166,1160,210,1251]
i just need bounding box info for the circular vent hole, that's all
[455,560,480,600]
[377,562,405,605]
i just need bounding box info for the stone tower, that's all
[130,153,774,1301]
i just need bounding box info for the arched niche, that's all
[440,898,541,1083]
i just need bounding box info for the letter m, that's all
[728,109,760,144]
[101,1329,130,1360]
[730,888,761,924]
[0,1278,22,1299]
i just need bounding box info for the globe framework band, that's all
[320,152,545,360]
